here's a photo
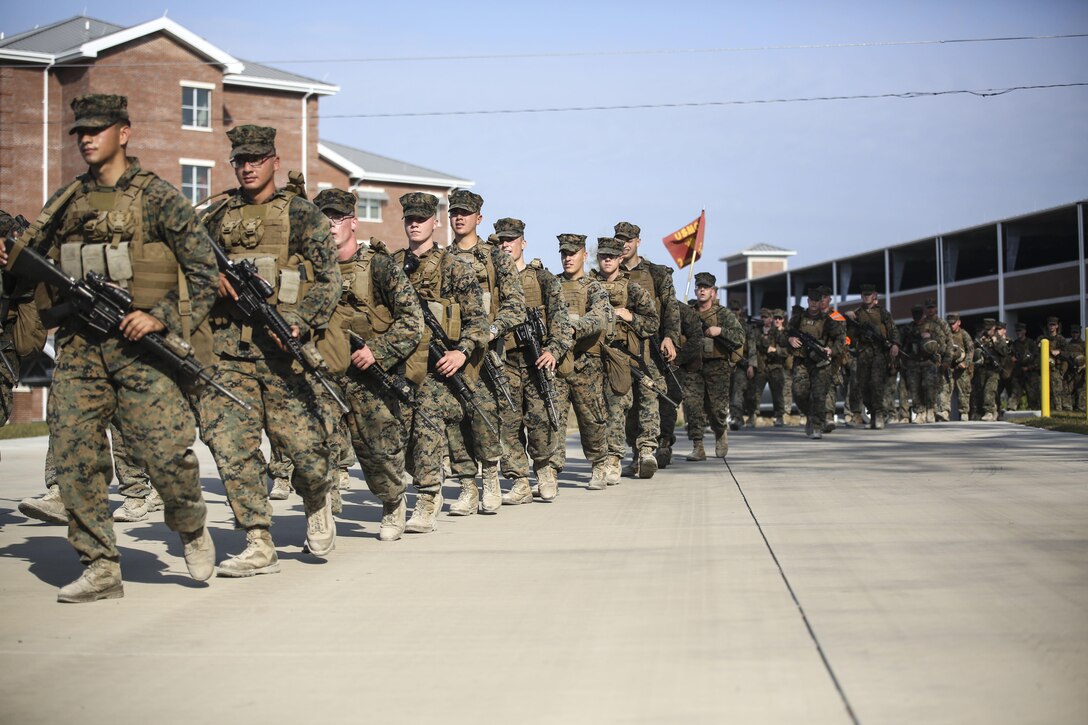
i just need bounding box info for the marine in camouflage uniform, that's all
[0,94,218,601]
[266,418,357,502]
[922,298,953,420]
[748,308,791,426]
[1065,325,1085,412]
[198,125,341,574]
[1,209,43,439]
[739,311,770,428]
[616,221,680,471]
[675,299,705,442]
[393,192,488,532]
[593,237,659,480]
[787,285,846,439]
[492,218,572,505]
[844,284,900,429]
[1038,317,1070,412]
[940,313,974,420]
[311,188,423,540]
[727,301,750,430]
[444,190,526,515]
[554,234,613,490]
[684,272,744,458]
[1007,322,1036,410]
[899,304,944,423]
[973,318,1009,420]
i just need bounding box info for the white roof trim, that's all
[318,142,365,179]
[54,17,244,73]
[223,74,339,95]
[0,48,55,63]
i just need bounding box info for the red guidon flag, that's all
[662,211,705,268]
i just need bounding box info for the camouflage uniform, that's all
[1007,325,1034,410]
[750,316,791,422]
[940,316,974,420]
[445,191,525,512]
[554,235,612,486]
[617,222,680,465]
[198,126,340,556]
[900,309,945,422]
[973,321,1009,420]
[788,304,846,435]
[850,296,901,425]
[1038,324,1070,412]
[23,127,216,574]
[685,278,745,454]
[673,300,705,445]
[499,251,572,493]
[1,209,42,428]
[394,192,488,527]
[593,237,659,476]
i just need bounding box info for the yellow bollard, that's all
[1041,338,1050,418]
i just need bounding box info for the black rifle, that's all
[484,341,517,410]
[2,236,250,409]
[0,215,30,382]
[974,337,1001,368]
[211,241,349,414]
[512,308,561,431]
[347,331,439,431]
[700,320,744,357]
[648,332,685,401]
[846,316,901,355]
[788,328,832,368]
[607,341,680,408]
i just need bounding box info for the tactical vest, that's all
[855,306,888,340]
[699,305,726,360]
[55,172,186,312]
[798,313,828,343]
[505,261,545,353]
[454,241,498,322]
[403,247,462,385]
[626,263,660,318]
[561,277,602,357]
[343,245,394,340]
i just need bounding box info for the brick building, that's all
[316,140,474,249]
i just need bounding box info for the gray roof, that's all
[0,15,329,87]
[744,243,794,253]
[0,16,122,51]
[321,140,470,185]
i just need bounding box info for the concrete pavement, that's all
[0,421,1085,724]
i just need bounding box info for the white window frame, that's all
[354,187,386,223]
[180,159,215,206]
[180,81,214,132]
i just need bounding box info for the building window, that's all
[180,161,213,205]
[354,188,388,223]
[181,83,213,130]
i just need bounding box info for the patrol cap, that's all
[1047,316,1060,325]
[805,283,822,298]
[820,285,833,299]
[694,272,717,288]
[493,217,525,239]
[911,304,924,314]
[448,188,483,213]
[400,192,439,218]
[313,188,356,217]
[1015,322,1027,331]
[613,221,641,240]
[557,233,587,252]
[69,94,129,134]
[729,300,742,312]
[860,283,877,295]
[946,313,960,323]
[982,317,996,328]
[925,297,938,307]
[996,321,1007,330]
[227,125,276,159]
[759,307,772,316]
[773,308,786,318]
[596,236,625,256]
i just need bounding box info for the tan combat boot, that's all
[638,446,658,479]
[605,455,622,486]
[57,558,123,603]
[305,493,336,557]
[587,461,608,490]
[406,490,443,533]
[448,478,480,516]
[19,485,68,524]
[180,524,216,582]
[536,467,559,501]
[502,478,533,505]
[686,441,707,461]
[379,496,407,542]
[268,476,292,500]
[481,465,502,514]
[714,431,729,458]
[216,528,280,577]
[621,451,640,478]
[338,468,353,490]
[113,496,153,523]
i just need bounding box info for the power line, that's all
[10,82,1085,127]
[1,32,1085,70]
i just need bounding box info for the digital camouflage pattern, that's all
[226,124,276,158]
[68,93,128,133]
[313,188,357,217]
[30,159,217,564]
[788,309,845,429]
[974,330,1009,418]
[448,188,483,213]
[500,263,572,482]
[853,304,901,419]
[900,316,945,419]
[198,189,341,529]
[939,325,974,419]
[684,302,745,442]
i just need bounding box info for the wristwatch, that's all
[489,324,499,338]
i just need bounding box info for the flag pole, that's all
[682,209,704,301]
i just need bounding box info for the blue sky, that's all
[4,1,1087,291]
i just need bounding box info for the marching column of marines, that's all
[1,93,1085,603]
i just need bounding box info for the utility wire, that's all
[1,32,1085,69]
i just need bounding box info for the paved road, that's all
[1,422,1085,724]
